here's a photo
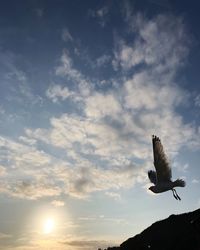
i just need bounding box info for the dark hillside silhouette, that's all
[102,208,200,250]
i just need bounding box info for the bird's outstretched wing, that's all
[148,170,157,184]
[152,135,171,183]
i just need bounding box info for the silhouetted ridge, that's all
[121,208,200,250]
[101,208,200,250]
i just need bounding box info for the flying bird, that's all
[148,135,186,200]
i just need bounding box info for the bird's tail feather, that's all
[173,179,186,187]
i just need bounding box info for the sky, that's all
[0,0,200,249]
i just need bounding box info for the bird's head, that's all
[149,186,156,193]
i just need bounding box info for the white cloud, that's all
[1,12,198,201]
[0,129,146,200]
[62,28,73,42]
[55,50,92,98]
[96,54,111,67]
[11,180,62,200]
[24,59,198,197]
[0,50,43,107]
[0,178,62,200]
[113,14,189,74]
[19,136,37,146]
[123,72,187,111]
[195,94,200,107]
[96,6,109,18]
[0,136,50,168]
[0,165,6,176]
[89,6,109,27]
[192,179,199,184]
[174,162,189,173]
[105,191,121,201]
[46,84,73,102]
[0,136,62,199]
[51,200,65,207]
[85,93,121,118]
[55,50,74,77]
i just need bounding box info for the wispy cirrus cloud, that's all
[0,50,43,109]
[62,28,73,42]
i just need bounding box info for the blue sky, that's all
[0,0,200,249]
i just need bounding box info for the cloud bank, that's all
[0,12,198,202]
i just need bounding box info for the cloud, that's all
[10,180,62,200]
[174,162,189,173]
[89,6,109,27]
[0,172,62,200]
[105,191,121,201]
[55,50,92,98]
[34,8,44,18]
[1,12,198,201]
[19,136,37,146]
[96,6,109,18]
[62,28,73,42]
[46,84,73,102]
[0,136,63,199]
[195,94,200,107]
[24,65,198,198]
[123,72,187,111]
[51,200,65,207]
[0,106,5,115]
[192,179,199,184]
[0,49,43,107]
[0,129,146,200]
[113,13,189,74]
[96,54,111,67]
[55,50,74,77]
[0,136,49,165]
[0,232,11,239]
[85,93,121,118]
[60,239,111,250]
[0,165,6,176]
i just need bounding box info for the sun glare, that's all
[43,218,55,234]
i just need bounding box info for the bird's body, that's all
[149,181,174,193]
[148,135,186,200]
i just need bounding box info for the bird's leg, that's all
[172,189,178,200]
[174,189,181,201]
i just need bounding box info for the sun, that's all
[43,218,55,234]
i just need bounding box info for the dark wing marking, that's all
[148,170,157,184]
[152,135,171,183]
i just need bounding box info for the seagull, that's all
[148,135,186,200]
